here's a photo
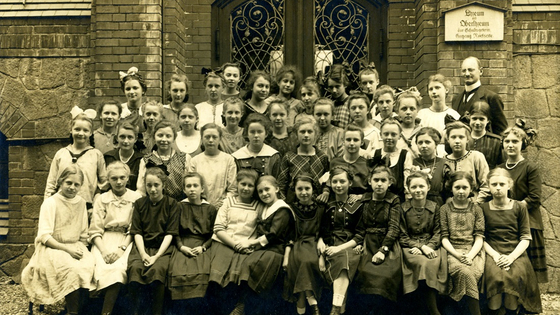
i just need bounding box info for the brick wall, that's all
[90,0,163,105]
[162,0,190,102]
[386,0,416,90]
[414,0,437,106]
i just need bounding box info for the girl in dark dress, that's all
[103,122,144,191]
[412,127,446,206]
[239,71,272,127]
[238,175,294,315]
[399,171,447,315]
[127,167,179,315]
[267,99,298,157]
[168,172,218,302]
[317,166,364,315]
[498,123,548,283]
[352,165,402,315]
[468,100,503,169]
[283,173,326,315]
[482,168,541,315]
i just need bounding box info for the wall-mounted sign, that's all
[444,2,506,42]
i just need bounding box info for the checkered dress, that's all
[277,148,329,201]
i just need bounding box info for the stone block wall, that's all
[512,10,560,293]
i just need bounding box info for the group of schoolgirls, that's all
[20,62,547,315]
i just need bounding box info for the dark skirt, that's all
[527,228,548,283]
[323,239,360,285]
[354,235,402,301]
[283,236,324,302]
[402,246,447,294]
[127,245,173,285]
[239,245,284,294]
[208,241,250,288]
[168,236,212,300]
[482,252,542,313]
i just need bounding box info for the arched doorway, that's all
[212,0,387,88]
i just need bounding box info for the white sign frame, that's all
[444,2,506,42]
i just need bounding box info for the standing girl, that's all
[468,100,503,169]
[295,77,321,123]
[440,171,485,315]
[220,97,247,154]
[326,64,351,129]
[396,90,423,156]
[163,74,190,126]
[357,63,379,107]
[498,122,547,283]
[277,117,329,202]
[443,122,490,203]
[370,85,398,129]
[137,120,192,201]
[413,127,446,206]
[318,166,364,315]
[188,123,237,209]
[168,173,218,302]
[482,168,542,315]
[266,65,304,126]
[45,113,108,208]
[348,93,381,151]
[119,66,147,132]
[353,166,402,315]
[417,74,460,137]
[104,122,145,191]
[238,176,294,315]
[140,101,164,154]
[268,99,298,157]
[22,165,95,315]
[314,97,345,162]
[207,169,263,314]
[196,72,225,128]
[221,62,243,98]
[93,100,121,154]
[175,104,202,156]
[128,167,179,315]
[240,70,271,127]
[89,161,142,315]
[232,113,281,177]
[399,171,447,315]
[369,118,413,202]
[283,174,326,315]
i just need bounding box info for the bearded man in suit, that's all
[451,56,507,136]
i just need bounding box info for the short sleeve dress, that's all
[89,189,142,291]
[399,200,447,295]
[439,200,485,301]
[168,200,218,300]
[22,193,95,305]
[127,195,179,285]
[481,201,542,314]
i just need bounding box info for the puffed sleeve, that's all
[473,203,485,238]
[36,197,57,245]
[88,193,107,242]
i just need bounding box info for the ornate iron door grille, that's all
[230,0,285,88]
[314,0,369,83]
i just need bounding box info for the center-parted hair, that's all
[56,165,85,192]
[165,74,191,103]
[415,126,442,144]
[487,167,513,188]
[106,160,131,178]
[445,171,477,195]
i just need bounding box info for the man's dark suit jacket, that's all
[451,86,508,136]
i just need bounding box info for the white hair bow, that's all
[70,105,97,119]
[119,66,139,81]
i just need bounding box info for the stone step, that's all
[0,199,8,235]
